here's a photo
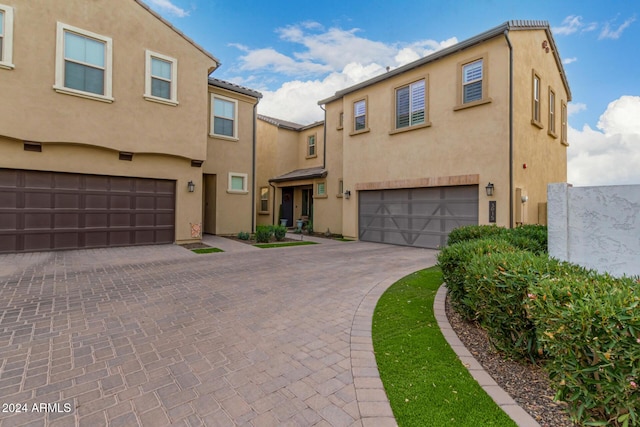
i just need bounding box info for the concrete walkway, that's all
[0,240,435,426]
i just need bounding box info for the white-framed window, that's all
[54,22,113,102]
[316,181,326,197]
[354,99,366,131]
[144,50,178,105]
[228,172,247,193]
[532,72,541,125]
[0,4,15,69]
[462,59,483,103]
[211,95,238,139]
[548,88,556,136]
[396,79,425,129]
[259,187,269,212]
[307,134,316,157]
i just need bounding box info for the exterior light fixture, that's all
[344,190,351,199]
[187,180,195,192]
[485,182,494,197]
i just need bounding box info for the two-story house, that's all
[0,0,260,253]
[308,20,570,248]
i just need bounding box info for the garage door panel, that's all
[359,185,478,249]
[0,169,176,253]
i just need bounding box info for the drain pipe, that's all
[320,104,327,170]
[252,99,259,233]
[504,29,514,228]
[269,181,277,226]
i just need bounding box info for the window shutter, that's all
[396,86,410,128]
[463,60,483,103]
[410,80,425,125]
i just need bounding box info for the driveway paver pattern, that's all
[0,240,435,426]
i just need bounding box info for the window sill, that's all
[561,140,570,147]
[226,190,248,195]
[258,211,270,215]
[143,94,178,106]
[337,126,343,131]
[0,62,15,70]
[531,119,544,129]
[336,194,343,198]
[53,86,114,103]
[349,128,370,136]
[313,194,328,199]
[210,134,239,142]
[548,130,558,139]
[453,98,492,111]
[306,154,318,159]
[389,121,432,135]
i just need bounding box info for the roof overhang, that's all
[269,167,328,183]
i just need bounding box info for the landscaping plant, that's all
[254,225,272,243]
[237,231,250,240]
[272,225,287,241]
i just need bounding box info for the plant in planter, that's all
[306,221,313,235]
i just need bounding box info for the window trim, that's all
[390,76,432,134]
[54,22,113,103]
[315,180,327,199]
[336,179,344,198]
[531,70,543,128]
[144,50,178,106]
[337,112,344,130]
[306,133,317,158]
[350,97,369,135]
[0,3,15,70]
[548,87,557,138]
[227,172,248,194]
[259,186,269,213]
[210,94,239,140]
[561,100,568,146]
[454,54,491,111]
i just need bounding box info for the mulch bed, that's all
[179,242,211,250]
[445,295,576,427]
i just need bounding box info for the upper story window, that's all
[338,112,344,129]
[396,79,425,129]
[211,95,238,139]
[548,88,557,137]
[0,4,14,69]
[307,134,316,157]
[561,101,568,145]
[462,59,483,103]
[259,187,269,212]
[144,50,178,105]
[532,71,542,127]
[354,99,367,132]
[54,23,113,102]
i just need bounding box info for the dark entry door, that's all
[281,187,293,227]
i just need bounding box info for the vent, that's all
[119,152,133,161]
[24,142,42,152]
[191,160,204,168]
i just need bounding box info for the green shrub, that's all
[237,231,250,240]
[446,224,505,246]
[273,225,287,241]
[506,224,548,254]
[437,238,517,320]
[529,273,640,426]
[254,225,272,243]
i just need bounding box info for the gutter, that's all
[504,29,514,228]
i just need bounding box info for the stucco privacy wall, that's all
[548,183,640,277]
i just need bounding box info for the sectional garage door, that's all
[359,185,478,249]
[0,169,175,253]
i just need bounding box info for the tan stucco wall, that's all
[510,30,569,225]
[204,87,258,235]
[0,0,218,244]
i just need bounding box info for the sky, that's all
[146,0,640,187]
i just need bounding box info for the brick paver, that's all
[0,239,435,426]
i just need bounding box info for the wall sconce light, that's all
[485,182,494,197]
[344,190,351,199]
[187,180,195,193]
[521,195,529,203]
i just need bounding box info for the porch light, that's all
[187,180,195,192]
[344,190,351,199]
[485,182,494,197]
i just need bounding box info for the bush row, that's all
[239,225,287,243]
[437,225,639,426]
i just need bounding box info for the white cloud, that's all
[553,15,594,35]
[599,15,636,40]
[568,96,640,186]
[146,0,189,18]
[563,57,577,65]
[568,102,586,116]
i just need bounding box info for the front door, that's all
[281,187,294,227]
[203,174,216,234]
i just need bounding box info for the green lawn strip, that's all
[254,241,318,249]
[191,247,224,254]
[372,266,516,427]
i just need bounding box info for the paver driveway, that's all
[0,238,436,426]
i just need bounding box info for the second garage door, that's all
[0,169,176,253]
[359,185,478,249]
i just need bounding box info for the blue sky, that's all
[147,0,640,186]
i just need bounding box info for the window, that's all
[462,59,483,103]
[532,71,542,127]
[228,173,247,193]
[316,181,326,197]
[561,101,568,145]
[354,99,367,132]
[396,79,425,129]
[211,95,238,138]
[259,187,269,212]
[548,88,556,137]
[337,179,344,197]
[144,50,178,105]
[0,4,14,69]
[307,135,316,157]
[338,112,344,129]
[55,23,113,101]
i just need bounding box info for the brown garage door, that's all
[0,169,175,253]
[359,185,478,249]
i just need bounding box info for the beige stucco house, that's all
[0,0,261,253]
[258,20,570,249]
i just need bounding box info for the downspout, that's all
[504,29,514,228]
[252,99,259,233]
[320,105,327,170]
[269,181,277,226]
